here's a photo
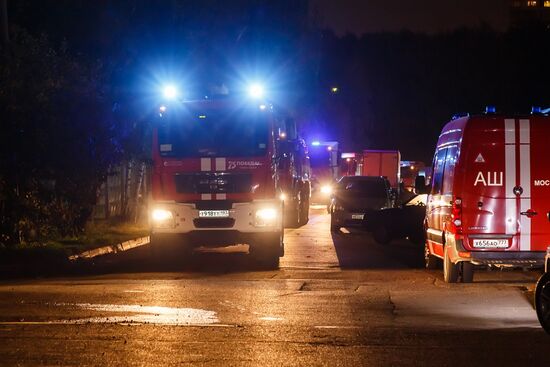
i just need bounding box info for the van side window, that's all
[442,146,457,194]
[431,148,447,195]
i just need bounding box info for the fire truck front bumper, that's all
[150,200,283,246]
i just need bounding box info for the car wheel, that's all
[373,226,391,244]
[330,214,340,233]
[424,242,440,269]
[461,261,474,283]
[535,272,550,334]
[443,247,459,283]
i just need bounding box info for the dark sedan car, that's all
[329,176,393,232]
[366,194,427,244]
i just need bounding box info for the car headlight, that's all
[255,208,278,227]
[151,209,175,228]
[320,185,332,195]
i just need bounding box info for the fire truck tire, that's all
[285,198,301,228]
[299,192,309,225]
[535,272,550,334]
[461,261,474,283]
[150,234,192,265]
[443,247,459,283]
[424,242,440,269]
[249,233,281,269]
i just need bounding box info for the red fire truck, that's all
[149,97,295,267]
[422,108,550,283]
[277,136,311,227]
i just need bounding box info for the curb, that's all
[68,236,150,261]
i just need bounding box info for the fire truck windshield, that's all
[157,111,269,157]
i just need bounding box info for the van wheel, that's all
[461,261,474,283]
[443,247,459,283]
[535,272,550,334]
[424,243,440,269]
[373,226,391,244]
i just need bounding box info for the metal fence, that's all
[92,160,149,223]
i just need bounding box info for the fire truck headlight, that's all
[248,83,265,99]
[162,84,178,100]
[151,209,175,228]
[321,185,333,195]
[255,208,278,226]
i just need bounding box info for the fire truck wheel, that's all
[424,243,440,269]
[299,193,309,225]
[285,198,301,228]
[443,247,459,283]
[150,234,192,265]
[535,272,550,334]
[249,234,281,269]
[461,261,474,283]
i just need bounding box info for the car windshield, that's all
[158,110,269,158]
[339,179,387,197]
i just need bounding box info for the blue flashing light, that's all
[311,141,321,146]
[162,84,178,100]
[531,106,542,114]
[248,83,265,99]
[485,106,496,114]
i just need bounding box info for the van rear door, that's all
[460,118,518,250]
[523,117,550,252]
[462,117,550,253]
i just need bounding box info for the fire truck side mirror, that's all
[415,175,428,194]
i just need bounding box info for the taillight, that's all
[450,197,463,234]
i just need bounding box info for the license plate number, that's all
[351,214,365,220]
[472,239,509,248]
[199,210,229,218]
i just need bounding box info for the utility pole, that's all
[0,0,8,47]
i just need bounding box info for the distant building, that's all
[510,0,550,28]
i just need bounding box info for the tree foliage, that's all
[0,28,118,246]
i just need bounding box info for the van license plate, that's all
[351,214,364,220]
[472,239,509,248]
[199,210,229,218]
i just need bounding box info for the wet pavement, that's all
[0,206,548,366]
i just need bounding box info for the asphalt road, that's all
[0,206,548,366]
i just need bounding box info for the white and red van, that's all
[422,110,550,283]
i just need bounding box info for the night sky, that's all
[312,0,510,35]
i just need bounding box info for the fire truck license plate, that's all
[351,214,365,220]
[472,239,509,248]
[199,210,230,218]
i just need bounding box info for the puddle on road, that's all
[258,316,283,321]
[56,303,219,326]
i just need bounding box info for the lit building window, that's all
[527,0,537,6]
[544,0,550,7]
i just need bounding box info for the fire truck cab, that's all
[423,110,550,283]
[149,98,289,267]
